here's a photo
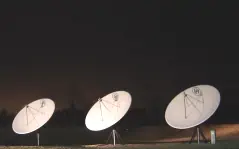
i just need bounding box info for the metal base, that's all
[189,126,208,144]
[37,132,40,146]
[106,129,123,146]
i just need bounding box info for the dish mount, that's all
[106,129,123,146]
[189,126,207,144]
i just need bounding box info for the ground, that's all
[1,124,239,148]
[1,142,239,149]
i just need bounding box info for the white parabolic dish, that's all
[85,91,132,131]
[165,85,220,129]
[12,98,55,134]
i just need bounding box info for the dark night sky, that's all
[0,1,238,117]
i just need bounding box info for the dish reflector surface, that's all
[85,91,132,131]
[12,98,55,134]
[165,85,220,129]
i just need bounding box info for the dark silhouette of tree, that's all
[0,108,14,127]
[117,108,148,129]
[66,100,85,126]
[0,108,8,126]
[46,100,86,127]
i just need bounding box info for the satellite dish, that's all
[12,98,55,134]
[85,91,132,131]
[165,85,220,129]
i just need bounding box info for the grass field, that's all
[1,124,239,148]
[1,141,239,149]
